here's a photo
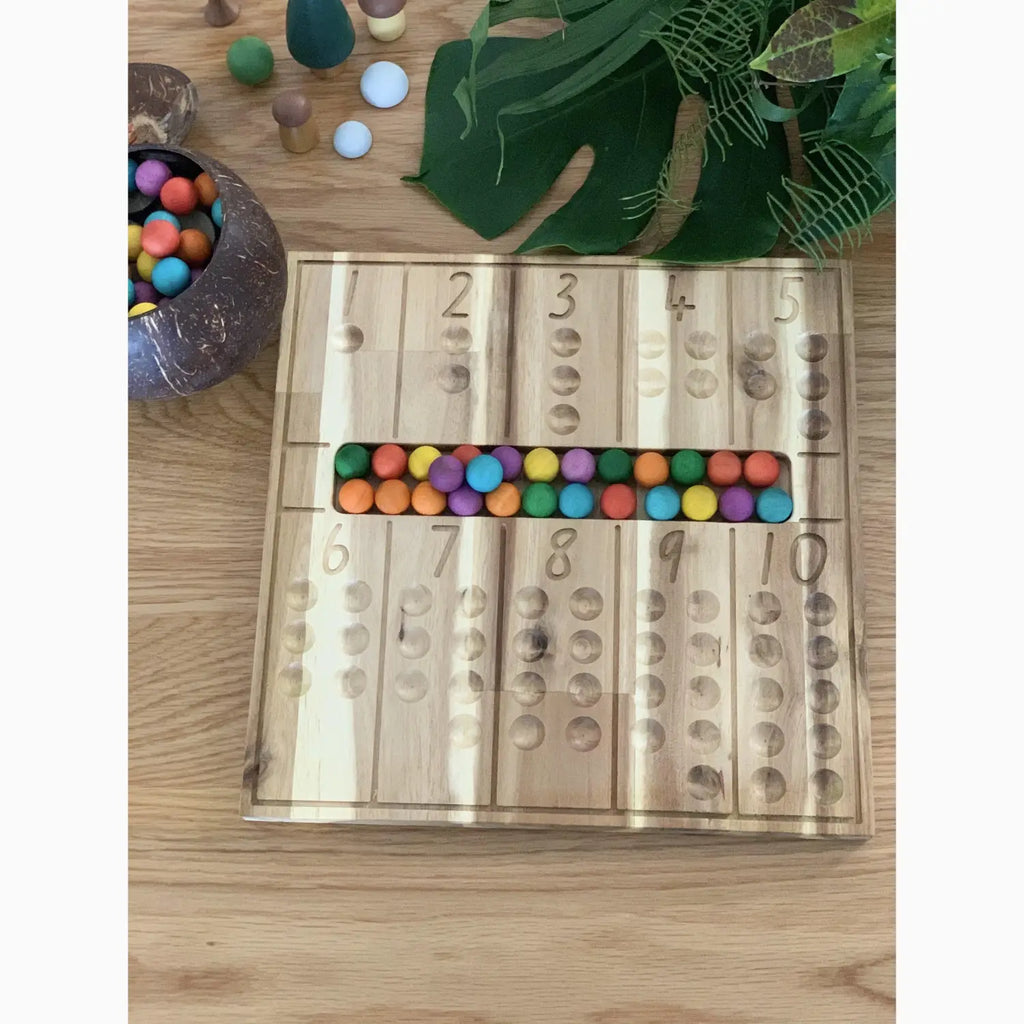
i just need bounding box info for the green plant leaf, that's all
[750,0,895,83]
[404,36,681,252]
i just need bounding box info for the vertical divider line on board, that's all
[726,268,735,447]
[504,267,517,440]
[729,526,740,812]
[392,265,409,438]
[616,269,624,443]
[610,523,621,811]
[369,520,394,802]
[489,524,508,808]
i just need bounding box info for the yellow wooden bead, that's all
[129,302,158,317]
[367,11,406,41]
[681,484,717,521]
[408,445,441,481]
[128,223,143,261]
[136,251,158,282]
[524,447,559,482]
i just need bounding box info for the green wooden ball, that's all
[227,36,274,86]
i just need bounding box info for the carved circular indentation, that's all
[509,671,546,707]
[804,592,837,626]
[399,584,432,617]
[744,330,776,361]
[514,627,549,663]
[811,723,842,760]
[750,721,786,757]
[635,674,666,709]
[752,677,785,712]
[687,590,720,623]
[688,675,721,710]
[570,629,602,664]
[398,626,431,659]
[449,714,482,749]
[636,631,666,666]
[282,619,313,653]
[750,634,783,667]
[639,330,667,359]
[743,368,777,401]
[798,408,832,440]
[686,632,721,666]
[344,581,372,613]
[515,586,548,619]
[395,670,428,702]
[449,670,485,704]
[549,364,581,396]
[750,766,787,803]
[638,368,668,398]
[798,370,830,401]
[685,330,718,360]
[809,679,840,714]
[686,765,723,801]
[437,363,471,394]
[569,587,604,621]
[566,716,601,752]
[334,323,364,353]
[631,718,666,753]
[685,368,718,398]
[568,673,602,707]
[278,662,311,697]
[339,666,367,699]
[285,577,317,611]
[510,714,546,750]
[636,589,666,622]
[441,325,472,353]
[688,719,721,754]
[747,591,782,625]
[811,768,844,805]
[807,635,839,669]
[549,327,582,357]
[797,332,829,362]
[341,623,370,655]
[459,585,488,619]
[454,627,486,661]
[547,404,580,435]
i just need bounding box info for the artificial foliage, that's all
[404,0,896,263]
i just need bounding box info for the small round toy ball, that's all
[335,443,370,480]
[560,448,596,484]
[193,172,219,208]
[408,445,441,481]
[452,444,482,466]
[466,454,503,494]
[600,482,636,520]
[144,210,182,230]
[360,60,410,109]
[682,484,718,522]
[645,484,679,521]
[129,158,138,193]
[411,480,447,516]
[134,281,159,305]
[272,90,312,128]
[152,256,191,297]
[524,447,559,483]
[160,176,200,216]
[448,484,484,516]
[428,454,465,494]
[179,210,217,244]
[136,251,158,282]
[486,482,521,517]
[670,449,706,486]
[719,486,755,523]
[129,279,135,307]
[559,482,594,519]
[375,478,411,515]
[743,450,780,488]
[134,159,172,197]
[706,450,742,486]
[128,223,143,261]
[141,219,181,259]
[333,120,372,159]
[129,302,158,317]
[634,451,670,488]
[490,445,523,481]
[338,478,374,514]
[177,229,213,268]
[756,487,794,523]
[371,442,408,480]
[227,35,275,86]
[597,448,632,483]
[522,482,558,518]
[210,198,224,228]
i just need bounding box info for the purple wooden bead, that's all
[134,159,173,197]
[560,447,596,483]
[447,484,483,516]
[428,454,464,493]
[133,281,159,305]
[719,485,755,522]
[490,445,523,481]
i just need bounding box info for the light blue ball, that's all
[645,484,679,521]
[151,256,191,298]
[210,198,223,228]
[465,454,503,495]
[755,487,793,523]
[129,158,138,193]
[558,482,594,519]
[144,210,181,230]
[360,61,410,109]
[333,120,372,159]
[129,279,135,307]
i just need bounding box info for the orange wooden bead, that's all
[633,452,669,488]
[410,481,446,516]
[451,444,481,466]
[707,450,742,486]
[159,176,199,215]
[374,478,411,515]
[193,172,219,207]
[337,478,373,513]
[176,228,213,268]
[485,481,520,517]
[371,443,408,480]
[743,450,780,488]
[140,219,180,258]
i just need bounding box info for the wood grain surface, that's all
[128,3,895,1021]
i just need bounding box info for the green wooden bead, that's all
[597,448,632,483]
[335,443,370,480]
[670,449,706,486]
[227,36,275,86]
[522,482,558,518]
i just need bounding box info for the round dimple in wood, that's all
[688,675,720,710]
[510,714,545,750]
[811,723,842,760]
[441,325,472,353]
[809,679,840,714]
[807,635,838,669]
[685,330,718,360]
[747,591,781,625]
[749,634,783,667]
[798,408,832,440]
[344,580,372,612]
[513,627,548,662]
[798,370,830,401]
[566,716,601,752]
[743,330,776,361]
[750,721,786,757]
[685,369,718,399]
[636,631,665,666]
[437,363,470,394]
[339,667,367,699]
[549,327,581,357]
[509,672,546,707]
[686,632,720,666]
[638,330,666,359]
[569,630,602,664]
[454,628,486,662]
[449,671,484,704]
[546,404,580,435]
[743,368,777,401]
[687,719,721,754]
[277,663,311,697]
[568,673,601,707]
[630,718,665,753]
[514,587,548,619]
[636,589,665,622]
[398,626,430,659]
[686,765,723,801]
[282,619,313,653]
[399,584,432,616]
[285,577,317,610]
[638,368,668,397]
[634,674,665,708]
[687,589,720,623]
[549,364,581,396]
[458,586,488,618]
[341,624,370,655]
[804,592,837,626]
[811,768,844,805]
[395,670,428,703]
[750,766,787,803]
[449,715,482,749]
[797,332,829,362]
[752,677,784,712]
[569,587,603,621]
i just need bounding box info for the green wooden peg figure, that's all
[286,0,356,79]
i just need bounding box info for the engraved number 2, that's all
[545,528,578,580]
[774,275,804,324]
[322,523,350,575]
[548,273,578,319]
[442,271,473,318]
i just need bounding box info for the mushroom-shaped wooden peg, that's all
[286,0,356,79]
[204,0,240,27]
[358,0,407,42]
[272,90,319,154]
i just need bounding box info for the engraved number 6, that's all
[322,523,350,575]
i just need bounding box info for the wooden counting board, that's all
[242,252,873,838]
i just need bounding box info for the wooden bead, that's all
[366,11,406,42]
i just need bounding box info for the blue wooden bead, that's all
[645,484,679,521]
[755,487,794,523]
[465,454,503,494]
[558,482,594,519]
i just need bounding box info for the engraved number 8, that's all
[545,528,578,580]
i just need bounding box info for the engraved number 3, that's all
[548,273,577,320]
